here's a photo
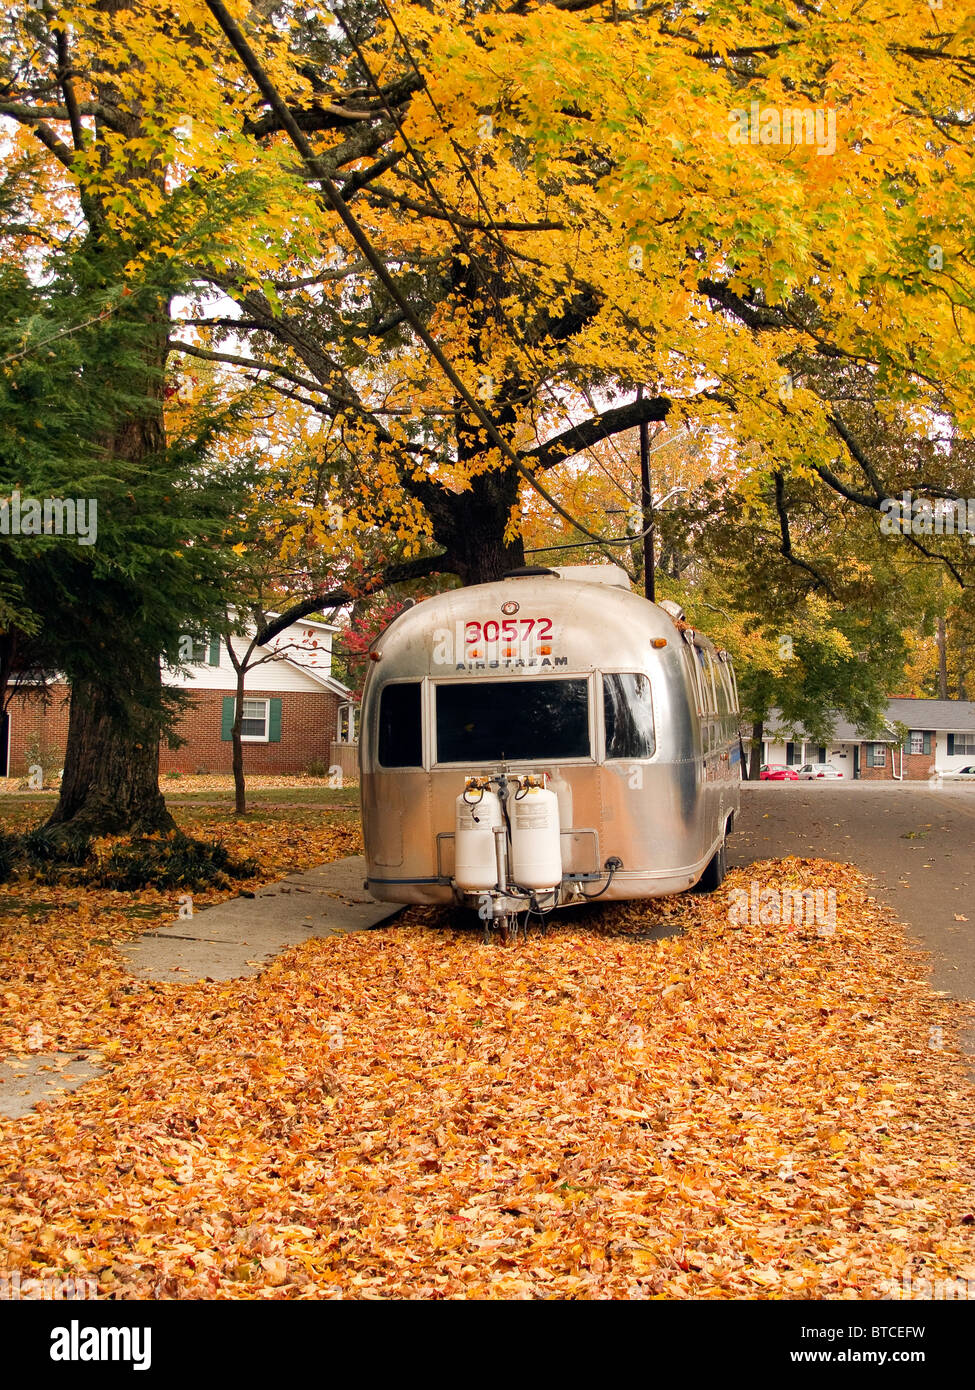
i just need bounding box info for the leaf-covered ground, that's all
[0,797,361,1058]
[1,805,973,1298]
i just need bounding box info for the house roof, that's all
[767,698,975,742]
[264,612,340,634]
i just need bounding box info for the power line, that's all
[0,301,120,367]
[366,0,644,510]
[207,0,629,545]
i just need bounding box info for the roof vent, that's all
[552,564,630,589]
[658,599,686,622]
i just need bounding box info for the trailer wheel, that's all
[696,837,727,893]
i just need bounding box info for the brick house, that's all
[0,618,354,778]
[761,698,975,780]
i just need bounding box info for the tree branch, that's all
[253,553,451,644]
[363,184,564,233]
[166,338,356,408]
[242,74,423,137]
[773,470,834,595]
[1,109,76,168]
[523,395,671,471]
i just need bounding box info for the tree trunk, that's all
[428,467,526,585]
[46,656,174,836]
[749,718,764,781]
[936,616,949,699]
[232,662,246,815]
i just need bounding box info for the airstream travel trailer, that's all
[359,565,741,939]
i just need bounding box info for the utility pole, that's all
[637,384,655,601]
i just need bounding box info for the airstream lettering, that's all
[360,566,741,939]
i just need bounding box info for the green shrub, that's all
[21,825,94,870]
[23,732,63,780]
[0,830,20,884]
[94,833,257,891]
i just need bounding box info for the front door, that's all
[853,745,860,780]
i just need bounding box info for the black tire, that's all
[696,836,727,893]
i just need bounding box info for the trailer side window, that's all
[435,679,589,763]
[697,649,717,716]
[603,673,655,759]
[377,682,423,767]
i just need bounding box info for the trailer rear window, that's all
[435,679,589,764]
[377,682,423,767]
[603,673,655,759]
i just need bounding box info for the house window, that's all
[220,696,280,743]
[336,702,356,744]
[909,731,924,755]
[868,743,887,767]
[786,742,802,766]
[903,730,931,756]
[187,637,220,666]
[949,733,975,757]
[240,698,269,741]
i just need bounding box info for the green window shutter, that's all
[948,733,955,756]
[208,638,221,667]
[268,697,282,743]
[221,696,235,741]
[923,731,931,755]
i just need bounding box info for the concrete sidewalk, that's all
[121,855,400,983]
[0,1053,104,1121]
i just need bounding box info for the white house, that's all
[760,698,975,781]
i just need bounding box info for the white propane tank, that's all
[509,779,562,890]
[454,781,503,891]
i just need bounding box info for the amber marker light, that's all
[651,638,668,648]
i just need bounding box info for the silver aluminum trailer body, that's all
[359,573,741,907]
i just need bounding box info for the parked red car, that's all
[759,764,799,781]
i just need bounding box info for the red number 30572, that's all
[465,617,552,644]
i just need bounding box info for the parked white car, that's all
[797,762,844,779]
[942,765,975,782]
